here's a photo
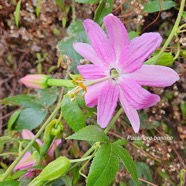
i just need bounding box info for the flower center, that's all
[110,68,119,80]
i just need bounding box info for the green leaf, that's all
[2,95,37,108]
[0,180,20,186]
[94,0,114,25]
[14,107,48,130]
[58,21,87,73]
[87,143,119,186]
[180,102,186,118]
[145,52,174,66]
[75,0,99,3]
[66,125,108,142]
[113,139,128,146]
[36,87,58,107]
[11,170,27,179]
[8,109,22,131]
[128,31,139,40]
[58,37,82,73]
[14,0,21,27]
[61,96,85,132]
[67,20,86,39]
[182,11,186,19]
[144,0,176,13]
[114,145,139,186]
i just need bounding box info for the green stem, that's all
[178,29,186,33]
[173,41,181,61]
[1,98,64,181]
[70,156,92,163]
[179,23,186,30]
[154,0,185,63]
[104,108,123,134]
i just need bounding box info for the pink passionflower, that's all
[14,129,61,177]
[73,14,179,133]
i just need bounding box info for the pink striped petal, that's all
[119,90,140,133]
[77,64,106,80]
[120,78,160,109]
[127,65,180,87]
[119,33,162,73]
[104,14,129,62]
[83,19,115,65]
[85,81,106,107]
[73,42,105,66]
[14,152,35,170]
[97,81,119,128]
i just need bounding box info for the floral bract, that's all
[73,14,179,133]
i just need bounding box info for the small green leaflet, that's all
[66,125,108,142]
[114,145,139,186]
[87,143,119,186]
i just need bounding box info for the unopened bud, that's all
[20,74,51,89]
